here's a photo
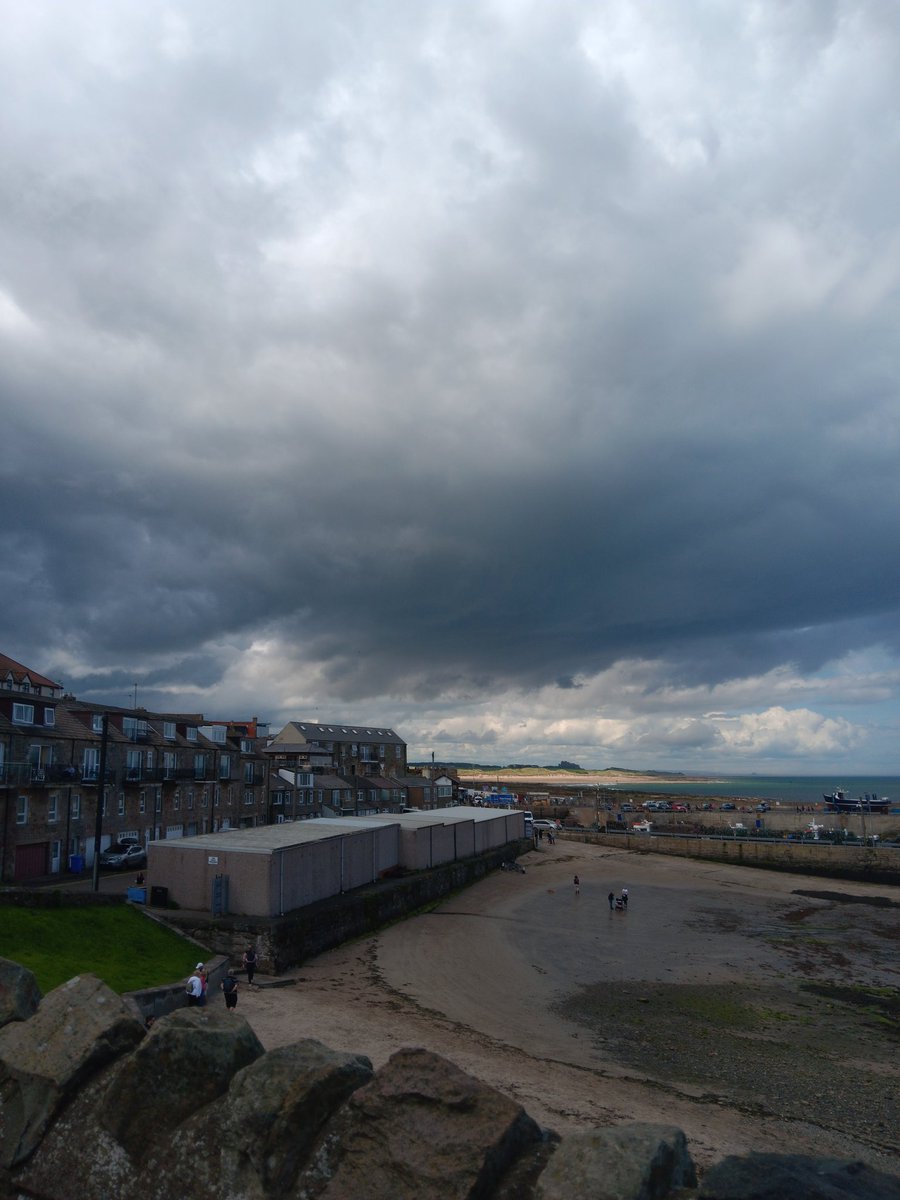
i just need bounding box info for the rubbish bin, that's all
[149,885,168,907]
[68,855,85,873]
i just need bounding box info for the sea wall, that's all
[568,830,900,884]
[154,842,531,974]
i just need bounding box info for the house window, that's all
[219,754,231,780]
[187,790,194,810]
[214,786,220,807]
[17,795,28,823]
[139,791,146,814]
[118,793,125,816]
[13,703,34,724]
[44,707,55,726]
[83,748,99,780]
[174,790,181,811]
[244,790,254,806]
[92,714,104,732]
[243,762,255,784]
[123,717,148,739]
[163,752,176,779]
[126,750,142,780]
[71,794,81,820]
[48,794,59,822]
[186,726,198,742]
[163,721,176,740]
[201,789,208,808]
[155,790,162,813]
[194,753,207,780]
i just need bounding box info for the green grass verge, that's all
[0,906,210,995]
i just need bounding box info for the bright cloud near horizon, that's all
[2,2,900,773]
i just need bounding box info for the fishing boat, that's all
[822,789,890,814]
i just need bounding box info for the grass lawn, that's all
[0,905,210,995]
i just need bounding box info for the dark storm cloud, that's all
[2,2,899,767]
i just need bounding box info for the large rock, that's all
[0,973,143,1168]
[99,1007,264,1162]
[135,1038,375,1200]
[699,1153,900,1200]
[0,958,41,1030]
[299,1046,544,1200]
[535,1123,697,1199]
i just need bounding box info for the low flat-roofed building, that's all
[147,819,400,916]
[146,805,526,917]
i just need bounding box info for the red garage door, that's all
[14,842,48,882]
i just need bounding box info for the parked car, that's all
[670,803,688,813]
[99,843,147,869]
[620,802,634,812]
[532,819,560,832]
[720,802,736,811]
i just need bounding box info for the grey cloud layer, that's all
[2,2,899,765]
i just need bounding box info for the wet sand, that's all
[239,840,899,1173]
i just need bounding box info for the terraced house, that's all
[0,654,426,883]
[0,653,271,883]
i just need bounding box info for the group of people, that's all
[185,945,258,1011]
[572,876,629,910]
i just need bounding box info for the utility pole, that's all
[91,713,109,892]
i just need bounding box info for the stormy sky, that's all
[3,2,899,772]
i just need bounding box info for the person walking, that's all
[622,887,629,909]
[186,966,203,1007]
[573,874,580,896]
[242,945,258,987]
[221,969,239,1011]
[607,891,614,911]
[195,961,208,1007]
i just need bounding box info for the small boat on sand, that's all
[822,789,889,814]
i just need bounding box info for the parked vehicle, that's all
[99,843,147,869]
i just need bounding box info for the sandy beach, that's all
[236,840,899,1175]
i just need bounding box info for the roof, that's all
[268,720,406,747]
[0,653,64,692]
[148,819,397,856]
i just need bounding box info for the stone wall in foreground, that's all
[1,959,897,1200]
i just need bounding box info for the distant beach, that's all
[457,770,900,809]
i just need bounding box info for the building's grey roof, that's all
[148,820,384,856]
[269,720,405,745]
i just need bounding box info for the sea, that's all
[602,775,900,809]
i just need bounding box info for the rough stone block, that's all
[135,1038,375,1200]
[535,1123,697,1200]
[0,974,143,1168]
[99,1007,264,1162]
[303,1046,543,1200]
[699,1152,900,1200]
[0,958,41,1031]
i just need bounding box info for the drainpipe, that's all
[91,714,109,892]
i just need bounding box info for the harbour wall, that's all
[563,829,899,885]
